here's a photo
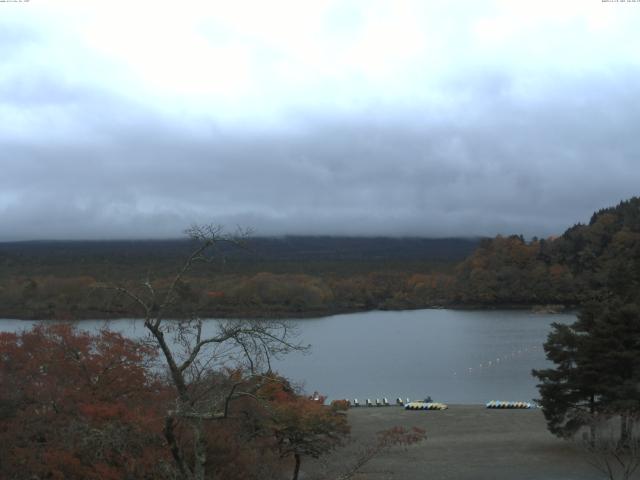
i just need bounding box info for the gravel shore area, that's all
[304,405,609,480]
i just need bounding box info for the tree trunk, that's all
[589,394,596,447]
[193,419,207,480]
[292,453,301,480]
[164,415,191,479]
[620,413,630,449]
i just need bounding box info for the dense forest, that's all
[454,197,640,307]
[1,197,639,319]
[0,237,479,319]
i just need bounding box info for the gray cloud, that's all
[2,65,640,240]
[1,3,639,240]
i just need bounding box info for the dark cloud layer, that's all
[1,4,639,240]
[2,65,640,240]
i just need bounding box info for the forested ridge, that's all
[454,196,640,307]
[0,237,478,319]
[1,197,639,319]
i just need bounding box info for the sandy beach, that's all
[304,405,609,480]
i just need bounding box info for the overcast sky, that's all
[1,0,639,240]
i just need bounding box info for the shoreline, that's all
[0,303,576,322]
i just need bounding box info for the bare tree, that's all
[304,426,426,480]
[111,225,306,480]
[579,413,640,480]
[335,426,426,480]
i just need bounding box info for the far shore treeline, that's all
[1,196,639,320]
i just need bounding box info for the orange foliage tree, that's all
[258,376,350,480]
[0,324,171,479]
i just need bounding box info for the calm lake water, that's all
[0,309,574,404]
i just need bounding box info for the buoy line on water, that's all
[452,344,541,377]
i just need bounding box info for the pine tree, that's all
[533,299,640,439]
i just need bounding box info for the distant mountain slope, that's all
[0,236,481,319]
[2,197,638,319]
[0,236,481,267]
[244,236,481,262]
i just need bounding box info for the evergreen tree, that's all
[533,298,640,438]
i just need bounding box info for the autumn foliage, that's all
[257,376,350,480]
[0,325,354,480]
[0,324,170,479]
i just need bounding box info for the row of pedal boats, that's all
[347,398,535,410]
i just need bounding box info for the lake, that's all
[0,309,574,404]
